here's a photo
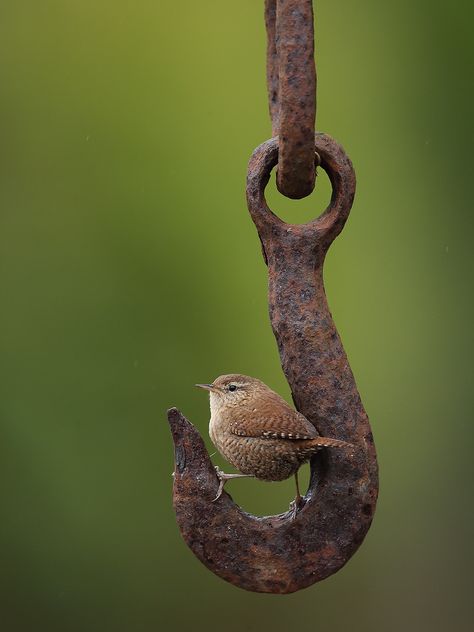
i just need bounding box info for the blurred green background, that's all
[1,1,473,630]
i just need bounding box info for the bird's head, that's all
[195,374,267,413]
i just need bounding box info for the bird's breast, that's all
[209,411,223,447]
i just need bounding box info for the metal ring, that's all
[246,133,356,248]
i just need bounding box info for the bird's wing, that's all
[228,392,318,440]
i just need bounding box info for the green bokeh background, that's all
[1,1,473,630]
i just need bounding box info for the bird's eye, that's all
[228,384,237,392]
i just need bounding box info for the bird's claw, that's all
[288,495,305,520]
[212,467,226,502]
[211,467,253,502]
[212,484,225,502]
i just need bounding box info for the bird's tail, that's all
[310,436,353,450]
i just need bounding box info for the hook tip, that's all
[167,407,188,444]
[167,406,180,420]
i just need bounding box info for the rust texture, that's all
[168,133,378,593]
[265,0,316,199]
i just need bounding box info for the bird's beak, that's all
[195,383,215,392]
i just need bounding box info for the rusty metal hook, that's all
[168,133,378,594]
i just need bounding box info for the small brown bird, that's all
[196,374,352,513]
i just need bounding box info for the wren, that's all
[196,374,352,514]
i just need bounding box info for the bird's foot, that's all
[213,467,227,501]
[288,494,305,520]
[212,467,253,502]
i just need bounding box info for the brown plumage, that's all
[196,374,352,512]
